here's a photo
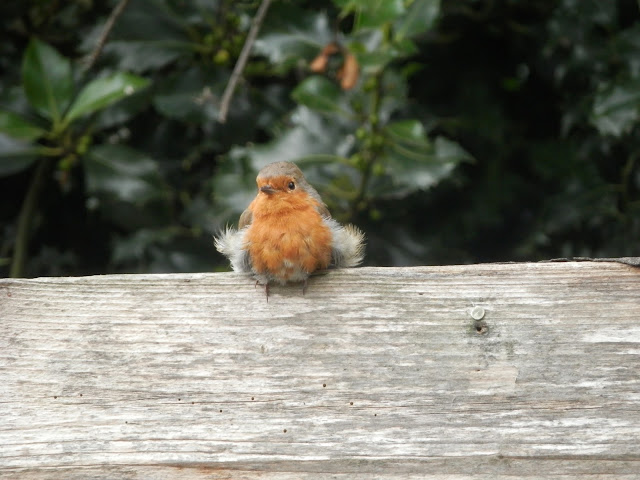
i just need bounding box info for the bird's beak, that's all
[260,185,277,195]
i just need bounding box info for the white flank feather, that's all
[214,227,251,273]
[326,219,366,268]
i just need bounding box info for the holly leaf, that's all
[21,39,73,122]
[395,0,441,39]
[591,81,640,137]
[372,120,471,197]
[255,5,333,72]
[335,0,406,29]
[153,67,223,122]
[292,76,344,114]
[83,144,168,203]
[80,0,193,73]
[0,111,46,140]
[0,134,39,176]
[64,73,150,124]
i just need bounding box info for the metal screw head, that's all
[470,306,485,320]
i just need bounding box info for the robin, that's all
[215,161,365,298]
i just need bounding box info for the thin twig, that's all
[350,72,383,220]
[10,160,51,278]
[218,0,273,123]
[83,0,131,72]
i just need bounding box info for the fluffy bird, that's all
[215,161,365,297]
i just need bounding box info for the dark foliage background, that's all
[1,0,639,278]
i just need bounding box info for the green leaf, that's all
[336,0,406,29]
[92,86,152,131]
[590,82,640,137]
[292,77,344,114]
[83,144,168,203]
[112,228,174,265]
[355,50,397,74]
[80,0,194,73]
[359,0,405,29]
[0,134,39,176]
[433,136,473,163]
[350,32,417,74]
[103,41,192,73]
[255,6,333,72]
[386,119,431,148]
[395,0,441,39]
[65,73,150,124]
[0,111,46,140]
[375,120,470,196]
[212,169,259,224]
[21,38,73,122]
[153,67,223,122]
[233,107,354,169]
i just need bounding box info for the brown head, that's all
[255,161,324,205]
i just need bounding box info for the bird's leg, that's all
[254,279,269,302]
[302,278,308,295]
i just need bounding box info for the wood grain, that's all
[1,262,639,478]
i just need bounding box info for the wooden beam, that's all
[1,262,639,478]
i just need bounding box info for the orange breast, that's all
[246,194,332,281]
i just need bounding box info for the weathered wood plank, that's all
[1,262,639,478]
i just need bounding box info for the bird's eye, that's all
[288,181,295,190]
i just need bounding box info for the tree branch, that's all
[83,0,131,72]
[218,0,273,123]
